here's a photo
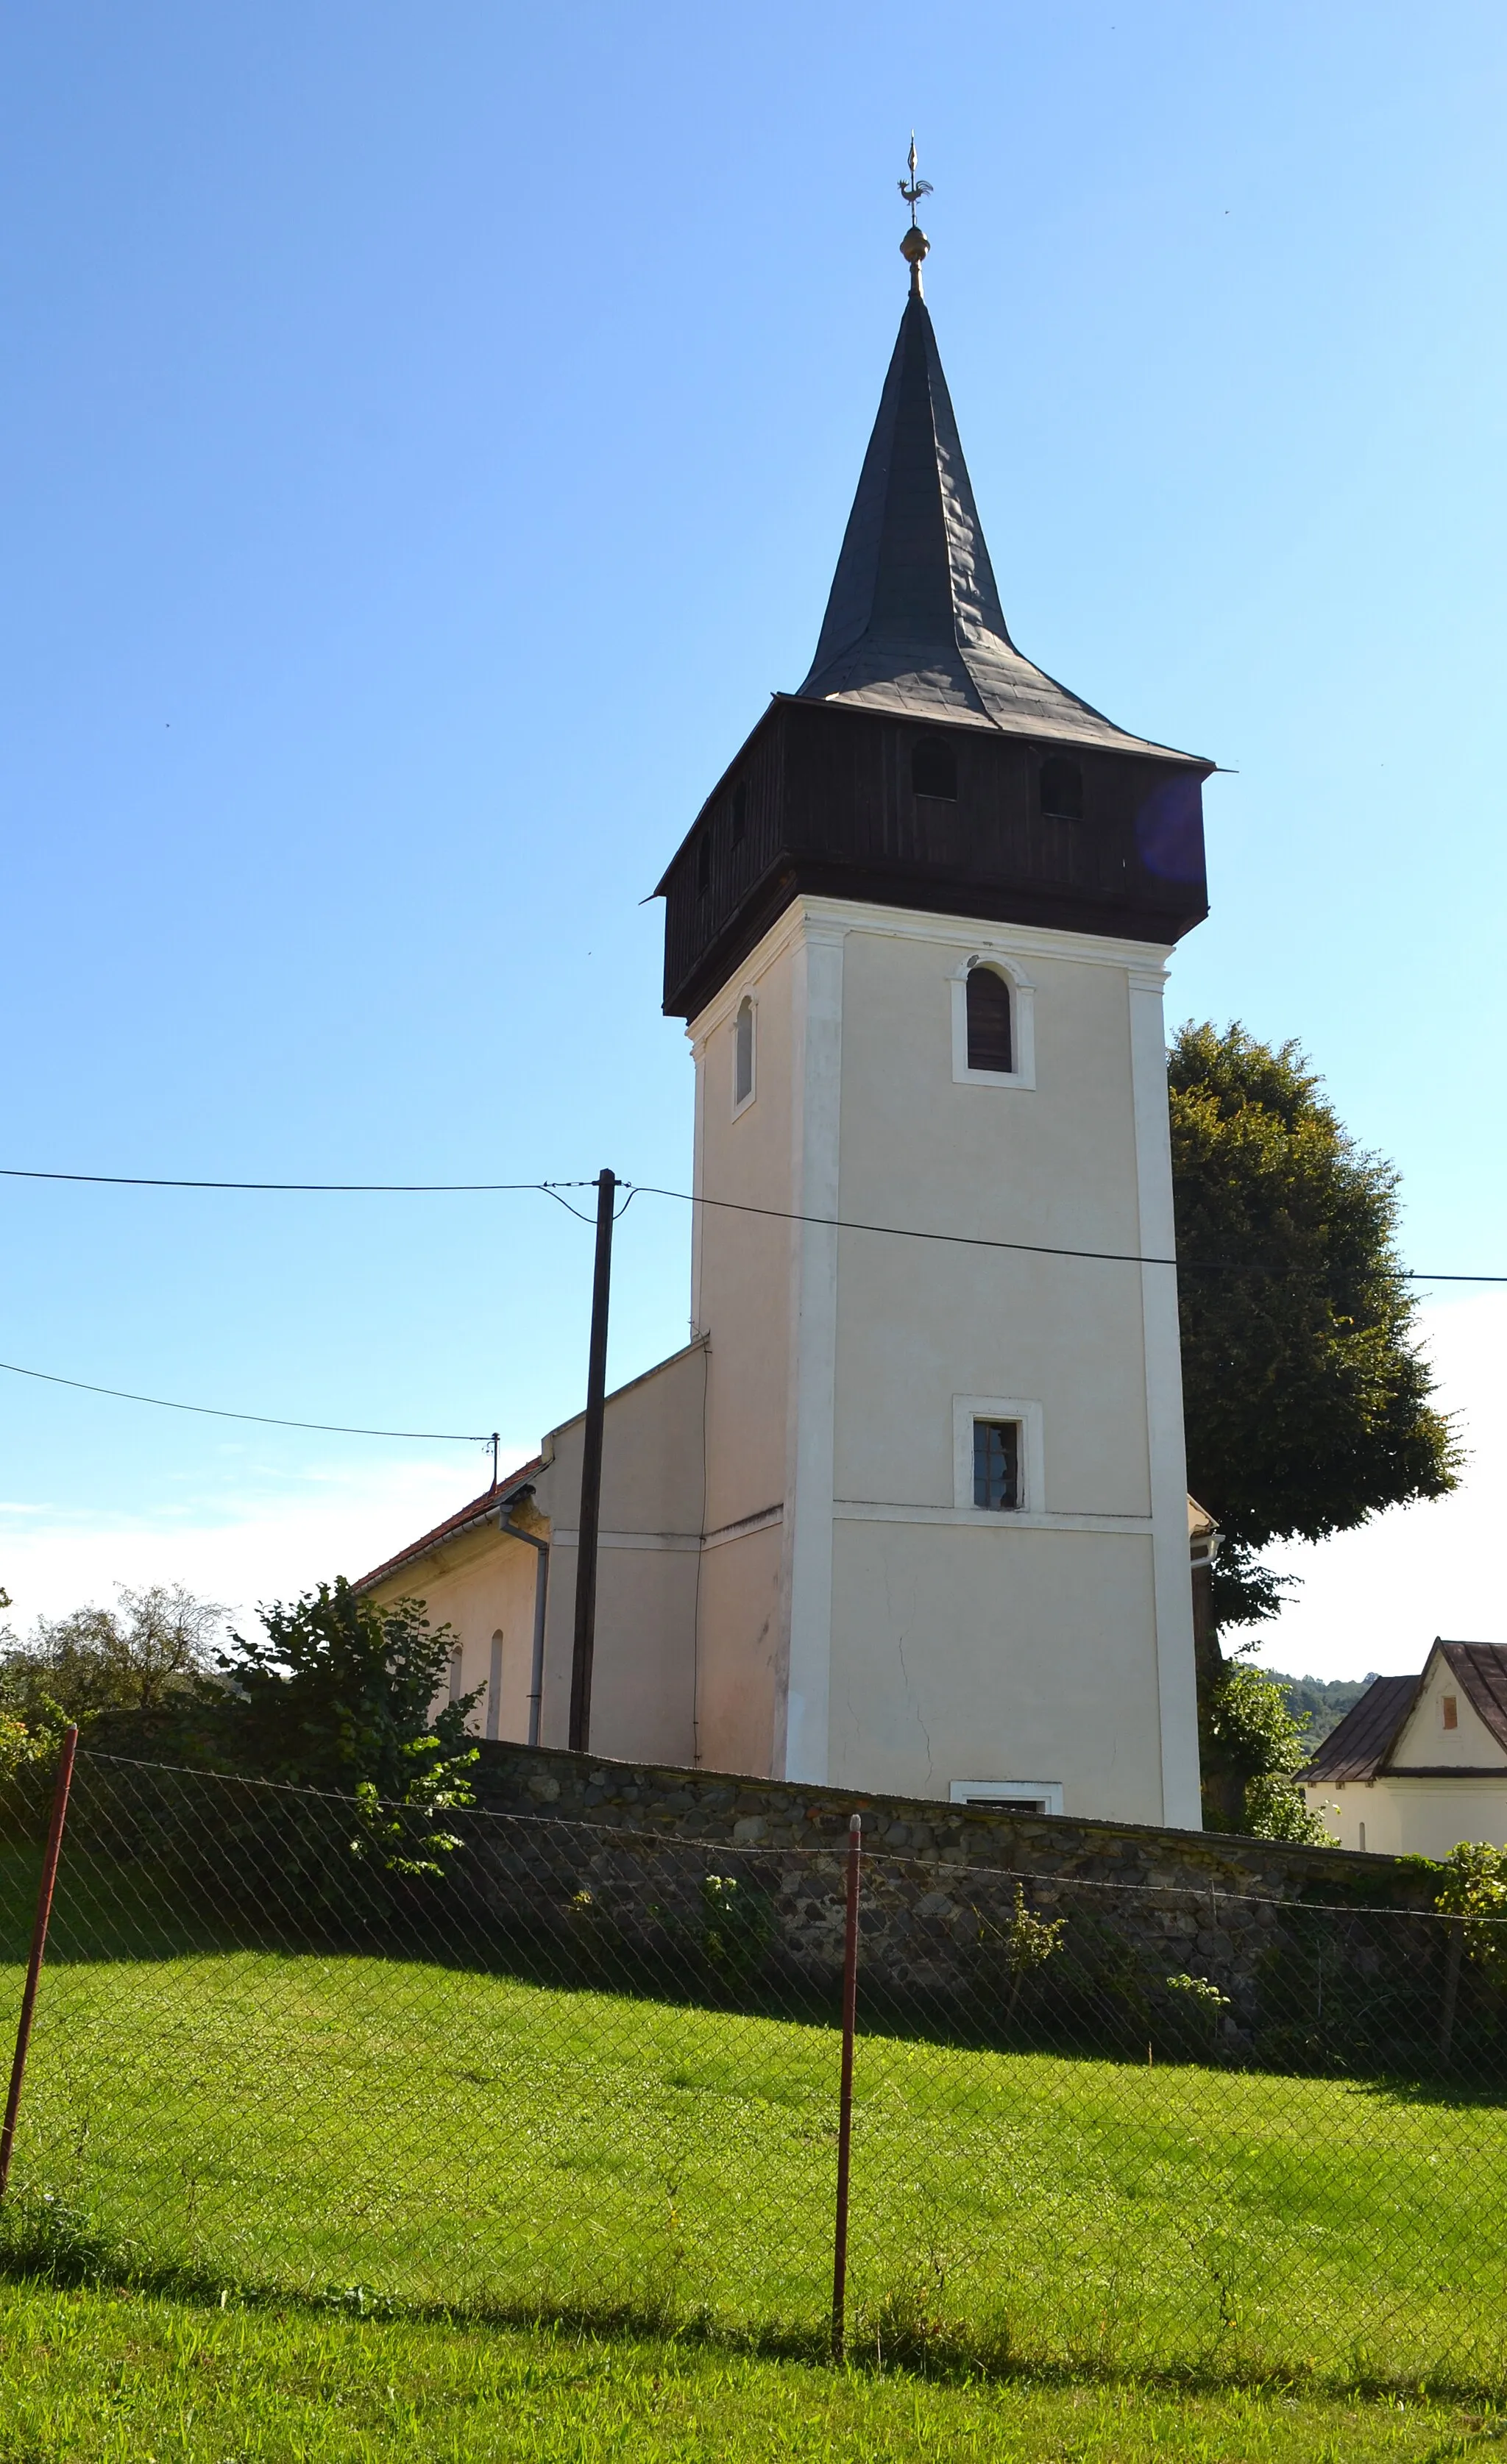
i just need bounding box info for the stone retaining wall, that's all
[466,1742,1445,2059]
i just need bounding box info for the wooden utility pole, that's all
[568,1168,616,1753]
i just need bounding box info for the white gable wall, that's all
[1392,1650,1507,1770]
[1303,1647,1507,1856]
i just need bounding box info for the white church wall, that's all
[690,937,798,1538]
[687,922,803,1776]
[826,1516,1164,1819]
[531,1338,707,1763]
[683,891,1202,1824]
[693,1517,784,1774]
[368,1518,539,1744]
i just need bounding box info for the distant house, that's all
[1302,1641,1507,1857]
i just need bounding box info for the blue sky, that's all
[2,1,1503,1672]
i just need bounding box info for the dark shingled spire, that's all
[797,291,1195,761]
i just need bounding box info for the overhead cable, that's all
[0,1358,489,1444]
[1,1162,1503,1281]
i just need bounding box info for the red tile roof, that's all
[354,1455,545,1593]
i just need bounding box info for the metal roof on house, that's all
[1302,1642,1507,1783]
[795,288,1205,764]
[1302,1675,1419,1783]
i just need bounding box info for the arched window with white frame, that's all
[950,953,1036,1090]
[965,965,1013,1073]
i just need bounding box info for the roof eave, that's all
[773,690,1214,772]
[354,1460,545,1594]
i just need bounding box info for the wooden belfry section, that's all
[658,252,1212,1020]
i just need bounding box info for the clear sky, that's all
[2,1,1503,1676]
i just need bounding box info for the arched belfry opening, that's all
[912,735,958,800]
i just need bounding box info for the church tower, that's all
[656,199,1213,1828]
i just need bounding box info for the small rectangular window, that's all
[973,1418,1021,1510]
[1442,1693,1458,1730]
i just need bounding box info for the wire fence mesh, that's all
[3,1750,1506,2393]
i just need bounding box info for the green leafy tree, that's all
[1206,1663,1331,1842]
[218,1580,480,1875]
[0,1584,224,1758]
[1170,1023,1458,1627]
[1169,1024,1459,1833]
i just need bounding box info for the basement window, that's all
[912,734,958,799]
[1040,755,1084,820]
[1443,1694,1459,1730]
[948,1780,1065,1815]
[973,1418,1021,1511]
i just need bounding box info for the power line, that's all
[1,1160,1504,1281]
[0,1168,594,1195]
[624,1185,1507,1282]
[626,1183,1176,1269]
[0,1358,489,1444]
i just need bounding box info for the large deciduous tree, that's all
[1169,1022,1460,1833]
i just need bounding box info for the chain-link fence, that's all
[3,1749,1506,2394]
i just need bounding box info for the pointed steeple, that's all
[797,276,1195,762]
[656,168,1213,1021]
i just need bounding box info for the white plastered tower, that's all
[657,232,1212,1828]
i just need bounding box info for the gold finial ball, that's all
[901,225,930,269]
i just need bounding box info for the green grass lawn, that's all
[0,2284,1500,2463]
[4,1911,1506,2400]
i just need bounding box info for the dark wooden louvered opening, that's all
[731,781,747,845]
[965,966,1013,1073]
[1040,755,1084,820]
[912,734,958,799]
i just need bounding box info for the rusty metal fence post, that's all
[831,1809,862,2361]
[0,1724,79,2200]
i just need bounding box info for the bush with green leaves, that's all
[1433,1841,1507,1977]
[1205,1661,1331,1843]
[698,1872,775,1985]
[215,1580,481,1877]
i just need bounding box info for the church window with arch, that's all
[733,994,756,1112]
[965,964,1013,1074]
